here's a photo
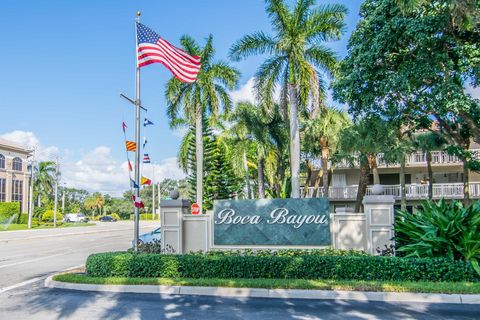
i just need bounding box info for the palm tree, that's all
[335,117,392,212]
[166,35,240,212]
[229,0,347,198]
[303,107,351,197]
[33,161,56,208]
[414,132,446,200]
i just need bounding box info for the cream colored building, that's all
[0,138,32,213]
[302,142,480,212]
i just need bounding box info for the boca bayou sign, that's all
[213,198,331,246]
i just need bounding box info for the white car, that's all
[63,213,89,223]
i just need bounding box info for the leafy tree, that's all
[332,0,480,178]
[33,161,57,207]
[230,0,347,198]
[166,35,240,212]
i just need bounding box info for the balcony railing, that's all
[332,149,480,169]
[301,182,480,200]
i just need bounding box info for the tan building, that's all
[302,142,480,212]
[0,138,32,213]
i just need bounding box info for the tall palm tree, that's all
[229,0,347,198]
[33,161,56,207]
[166,35,240,212]
[303,107,351,196]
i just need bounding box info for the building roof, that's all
[0,138,30,154]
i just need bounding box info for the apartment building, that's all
[0,138,32,213]
[302,141,480,212]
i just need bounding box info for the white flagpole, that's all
[152,165,155,220]
[133,11,142,252]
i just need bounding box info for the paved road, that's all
[0,221,158,290]
[1,221,478,319]
[0,284,479,320]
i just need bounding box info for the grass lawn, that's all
[53,273,480,294]
[1,223,95,231]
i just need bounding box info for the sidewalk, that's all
[45,274,480,304]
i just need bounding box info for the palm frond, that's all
[229,32,277,61]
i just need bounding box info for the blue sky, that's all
[0,0,362,195]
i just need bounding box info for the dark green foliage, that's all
[18,213,29,224]
[34,206,47,219]
[86,252,479,282]
[395,200,480,274]
[0,202,20,222]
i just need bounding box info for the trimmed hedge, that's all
[86,252,480,282]
[129,213,153,220]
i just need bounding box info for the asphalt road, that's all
[0,221,478,320]
[0,221,158,290]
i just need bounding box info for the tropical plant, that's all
[302,107,351,196]
[229,0,347,198]
[33,161,57,207]
[333,116,393,212]
[166,35,240,212]
[395,199,480,275]
[83,193,105,218]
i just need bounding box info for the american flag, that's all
[136,23,201,83]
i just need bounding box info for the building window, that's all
[0,154,4,169]
[12,157,22,171]
[0,178,5,202]
[11,180,23,204]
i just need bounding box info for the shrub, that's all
[41,210,63,222]
[18,213,29,224]
[34,207,47,218]
[110,213,121,221]
[129,213,153,220]
[395,199,480,275]
[0,202,20,222]
[193,248,368,257]
[85,252,480,282]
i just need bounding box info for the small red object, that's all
[191,203,200,215]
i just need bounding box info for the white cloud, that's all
[466,85,480,99]
[230,78,256,104]
[0,130,59,161]
[0,130,185,197]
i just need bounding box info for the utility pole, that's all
[53,157,59,228]
[157,181,160,220]
[62,185,65,213]
[27,149,35,229]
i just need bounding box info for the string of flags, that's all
[122,117,155,208]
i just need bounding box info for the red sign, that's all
[191,203,200,215]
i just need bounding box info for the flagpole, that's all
[133,11,142,252]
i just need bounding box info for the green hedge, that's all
[129,213,153,220]
[0,202,20,222]
[86,252,480,282]
[18,213,29,224]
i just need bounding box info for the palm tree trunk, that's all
[369,154,380,185]
[426,151,433,200]
[400,156,406,211]
[195,104,204,212]
[355,161,369,212]
[288,83,301,198]
[303,160,312,198]
[321,147,330,196]
[243,152,251,199]
[258,157,265,199]
[463,160,470,204]
[37,194,41,207]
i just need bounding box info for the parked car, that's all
[99,215,117,222]
[63,213,89,223]
[134,227,161,245]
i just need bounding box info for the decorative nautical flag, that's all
[132,195,144,208]
[128,159,133,172]
[143,137,147,149]
[143,154,151,164]
[122,122,127,133]
[130,178,139,189]
[136,23,201,83]
[126,141,137,151]
[144,118,154,127]
[141,176,152,186]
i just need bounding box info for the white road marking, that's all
[0,277,43,294]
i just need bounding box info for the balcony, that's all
[332,149,480,169]
[301,182,480,200]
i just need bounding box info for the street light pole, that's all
[27,150,35,229]
[53,157,59,228]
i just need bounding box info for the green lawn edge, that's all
[0,223,96,231]
[53,273,480,294]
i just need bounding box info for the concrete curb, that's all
[44,275,480,304]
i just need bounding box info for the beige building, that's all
[302,142,480,212]
[0,138,32,213]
